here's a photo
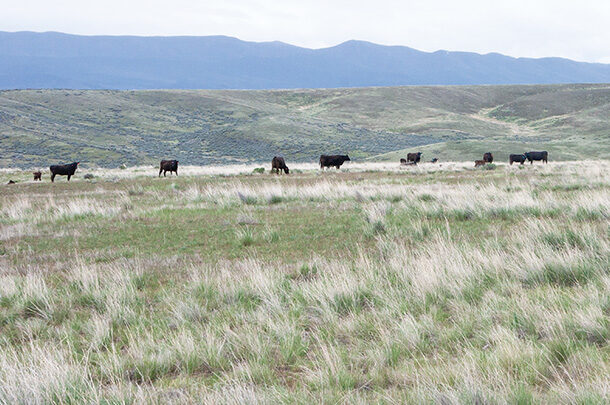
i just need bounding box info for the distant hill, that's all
[1,84,609,168]
[2,31,610,89]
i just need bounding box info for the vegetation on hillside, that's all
[0,162,608,402]
[1,84,609,168]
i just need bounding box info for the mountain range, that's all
[2,31,610,89]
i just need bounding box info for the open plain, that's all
[0,161,608,403]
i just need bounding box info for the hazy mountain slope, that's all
[2,32,610,89]
[1,84,609,168]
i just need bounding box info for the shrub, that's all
[252,167,265,174]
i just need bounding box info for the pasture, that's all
[0,161,609,403]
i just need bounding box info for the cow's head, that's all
[75,162,80,166]
[284,167,290,174]
[344,155,351,161]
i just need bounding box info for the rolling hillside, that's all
[1,84,609,168]
[2,31,610,89]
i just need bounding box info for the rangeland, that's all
[0,161,608,403]
[2,84,610,169]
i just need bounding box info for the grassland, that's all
[0,161,608,403]
[1,84,610,168]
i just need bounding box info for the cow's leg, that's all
[175,169,178,176]
[67,175,71,181]
[51,173,55,182]
[163,170,167,177]
[159,168,163,177]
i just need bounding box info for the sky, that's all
[3,0,610,63]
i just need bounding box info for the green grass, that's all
[0,162,609,402]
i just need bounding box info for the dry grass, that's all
[0,161,608,403]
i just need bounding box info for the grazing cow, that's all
[483,152,493,163]
[271,156,289,174]
[509,154,527,165]
[407,152,422,164]
[474,160,486,167]
[33,171,42,181]
[400,158,407,165]
[430,158,438,163]
[50,162,79,182]
[159,160,179,177]
[524,151,548,164]
[320,155,350,170]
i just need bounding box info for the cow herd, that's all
[15,150,549,184]
[398,150,548,168]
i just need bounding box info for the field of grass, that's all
[1,84,609,168]
[1,161,608,403]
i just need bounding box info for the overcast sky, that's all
[3,0,610,63]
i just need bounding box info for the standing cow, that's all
[509,154,527,165]
[159,160,179,177]
[483,152,493,163]
[524,151,548,164]
[50,162,79,182]
[271,156,289,174]
[33,171,42,181]
[474,160,486,167]
[320,155,350,170]
[407,152,422,164]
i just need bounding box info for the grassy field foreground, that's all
[0,161,609,403]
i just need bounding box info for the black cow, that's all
[271,156,289,174]
[50,162,79,182]
[320,155,350,170]
[430,158,438,163]
[33,171,42,181]
[483,152,493,163]
[509,154,527,165]
[524,151,548,164]
[400,158,407,165]
[159,160,179,177]
[407,152,422,164]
